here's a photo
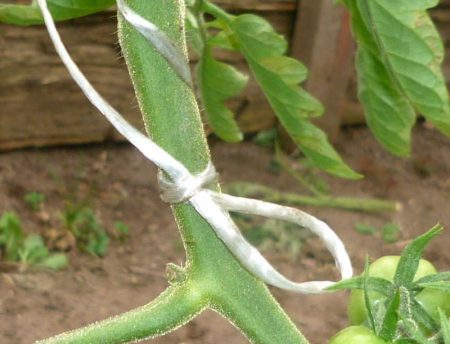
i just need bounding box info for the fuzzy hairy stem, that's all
[36,284,206,344]
[38,1,311,343]
[117,1,309,343]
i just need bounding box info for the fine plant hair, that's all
[32,0,350,342]
[1,0,450,343]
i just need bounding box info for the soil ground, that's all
[0,125,449,344]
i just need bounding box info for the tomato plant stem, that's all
[118,1,309,342]
[41,1,311,343]
[226,182,401,213]
[37,284,206,343]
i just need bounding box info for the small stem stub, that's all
[166,263,188,285]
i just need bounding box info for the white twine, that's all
[36,0,353,294]
[116,0,193,87]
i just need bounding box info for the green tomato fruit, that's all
[329,326,386,344]
[348,256,450,325]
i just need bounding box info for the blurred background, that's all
[0,1,450,343]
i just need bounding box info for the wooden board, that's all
[215,0,296,11]
[0,7,294,150]
[1,1,450,150]
[291,1,354,141]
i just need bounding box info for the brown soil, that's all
[0,125,449,344]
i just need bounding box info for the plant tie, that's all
[36,0,353,294]
[158,162,218,204]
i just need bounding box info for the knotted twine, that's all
[36,0,353,294]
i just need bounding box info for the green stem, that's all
[36,284,206,344]
[29,0,368,341]
[39,1,311,343]
[225,182,401,213]
[117,1,307,343]
[211,287,310,344]
[275,139,399,213]
[201,0,235,22]
[195,0,208,45]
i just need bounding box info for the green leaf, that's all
[345,0,416,156]
[259,56,308,86]
[417,281,450,292]
[0,212,24,261]
[24,192,45,211]
[327,276,393,296]
[411,298,439,333]
[229,14,287,58]
[39,253,68,270]
[345,0,450,156]
[356,47,416,157]
[197,46,247,142]
[393,225,443,287]
[208,30,238,51]
[416,271,450,284]
[440,308,450,344]
[379,289,401,341]
[0,0,115,26]
[253,128,278,148]
[86,231,109,257]
[20,234,49,264]
[288,121,362,179]
[114,221,130,236]
[0,3,42,25]
[355,223,377,235]
[18,234,68,270]
[63,205,109,257]
[364,256,377,332]
[207,12,361,179]
[362,0,450,134]
[382,223,401,243]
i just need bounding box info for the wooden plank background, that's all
[0,1,296,150]
[1,0,450,150]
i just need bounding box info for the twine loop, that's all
[36,0,354,295]
[158,162,218,203]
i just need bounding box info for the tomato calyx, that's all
[328,225,450,342]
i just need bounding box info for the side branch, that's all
[210,284,310,344]
[36,284,206,344]
[225,182,401,213]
